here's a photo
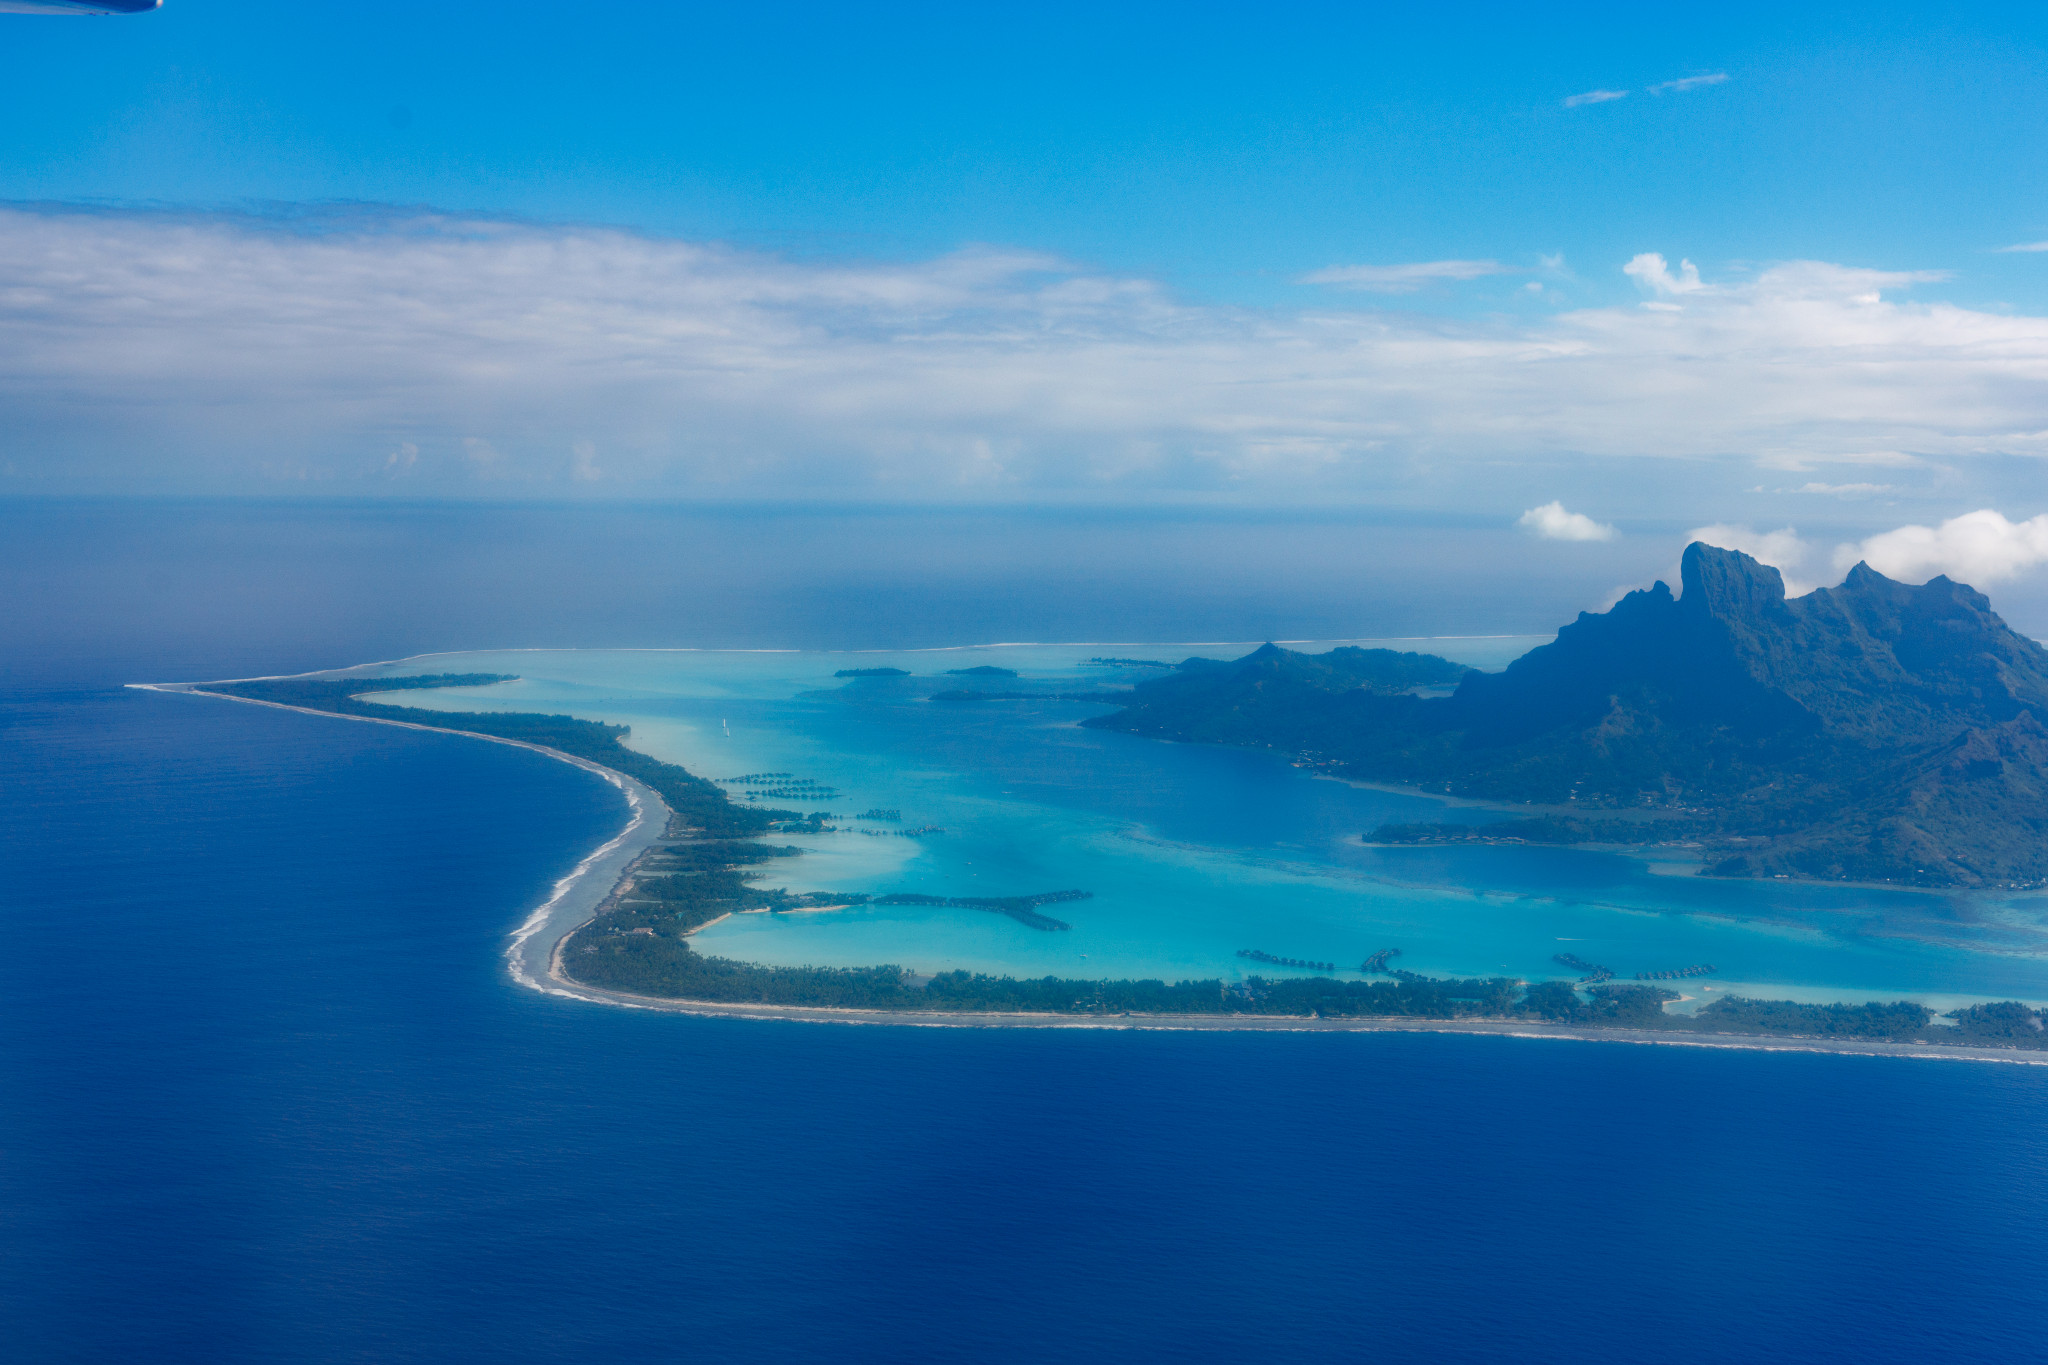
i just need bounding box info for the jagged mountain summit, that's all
[1085,543,2048,889]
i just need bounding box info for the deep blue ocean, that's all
[6,499,2048,1362]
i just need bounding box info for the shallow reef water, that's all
[370,643,2048,1010]
[11,502,2048,1361]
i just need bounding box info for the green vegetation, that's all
[567,840,2008,1043]
[1521,982,1678,1024]
[565,925,1531,1016]
[1088,544,2048,889]
[565,926,2010,1043]
[204,673,782,837]
[205,669,2045,1050]
[1692,996,1934,1040]
[1945,1001,2048,1045]
[944,665,1018,677]
[911,972,1520,1016]
[641,839,802,873]
[603,838,845,937]
[1088,657,1171,669]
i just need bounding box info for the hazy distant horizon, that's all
[14,4,2048,605]
[12,499,2048,696]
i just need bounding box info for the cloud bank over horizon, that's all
[7,206,2048,506]
[1658,509,2048,600]
[1840,510,2048,585]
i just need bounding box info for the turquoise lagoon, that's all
[357,641,2048,1012]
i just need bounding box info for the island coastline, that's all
[526,959,2048,1063]
[130,679,675,996]
[139,667,2048,1063]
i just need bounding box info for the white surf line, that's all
[129,681,673,999]
[454,986,2048,1061]
[503,778,654,997]
[138,677,2046,1054]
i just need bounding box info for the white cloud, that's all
[1756,448,1920,472]
[1789,481,1892,498]
[1518,501,1616,541]
[1564,89,1629,108]
[1623,253,1942,305]
[1623,252,1705,296]
[1997,241,2048,253]
[1649,73,1730,94]
[1300,260,1508,292]
[9,208,2048,497]
[1835,509,2048,584]
[1687,523,1816,594]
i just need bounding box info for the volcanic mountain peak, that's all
[1085,542,2048,887]
[1677,539,1792,623]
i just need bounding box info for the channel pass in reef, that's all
[361,644,2048,1011]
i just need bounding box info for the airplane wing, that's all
[0,0,160,11]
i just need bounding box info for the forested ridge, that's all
[198,669,2048,1046]
[1086,544,2048,889]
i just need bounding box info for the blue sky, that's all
[11,1,2048,309]
[7,1,2048,590]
